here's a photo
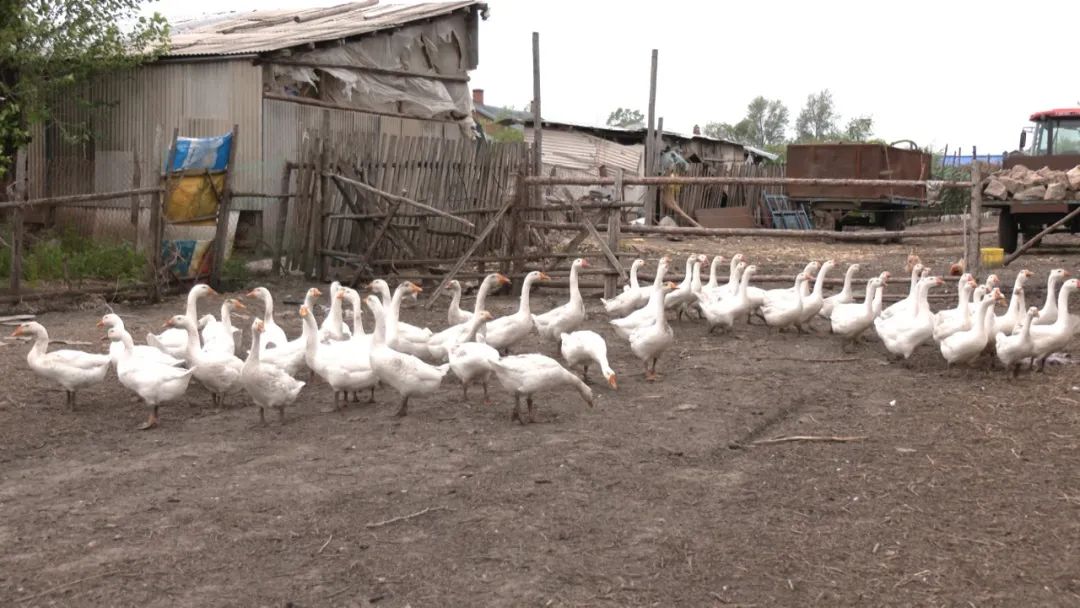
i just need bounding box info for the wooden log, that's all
[272,162,293,276]
[965,162,982,276]
[1002,204,1080,266]
[568,197,626,281]
[523,176,971,189]
[645,49,658,226]
[0,186,164,211]
[527,220,989,242]
[424,196,516,308]
[210,124,239,290]
[329,172,474,228]
[230,191,297,199]
[362,200,401,266]
[531,31,543,225]
[605,168,624,299]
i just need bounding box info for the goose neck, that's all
[569,264,583,305]
[183,322,202,363]
[518,276,537,315]
[185,289,202,322]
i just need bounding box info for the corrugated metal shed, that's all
[524,128,643,176]
[168,1,483,57]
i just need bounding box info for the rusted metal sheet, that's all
[1003,153,1080,171]
[786,144,930,202]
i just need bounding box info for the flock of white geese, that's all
[11,252,1077,429]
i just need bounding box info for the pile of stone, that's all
[983,164,1080,201]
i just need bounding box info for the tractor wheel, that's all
[997,209,1019,254]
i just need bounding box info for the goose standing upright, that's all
[798,259,835,327]
[560,330,617,388]
[447,311,499,403]
[629,280,677,380]
[993,270,1033,335]
[108,327,194,429]
[996,307,1040,377]
[97,314,183,368]
[445,280,471,326]
[14,322,111,409]
[318,281,353,343]
[1034,269,1069,325]
[301,305,378,411]
[482,271,548,354]
[245,286,289,350]
[369,279,433,342]
[201,298,246,356]
[664,254,705,320]
[166,315,244,407]
[1028,277,1079,370]
[939,288,1004,367]
[533,258,589,341]
[701,255,727,298]
[148,284,216,358]
[697,263,755,334]
[931,275,977,343]
[367,295,451,417]
[488,354,594,424]
[875,275,942,359]
[603,260,653,317]
[879,263,925,320]
[425,273,510,360]
[819,263,860,319]
[378,281,434,359]
[622,258,646,294]
[610,257,671,339]
[761,274,810,332]
[241,319,305,424]
[830,275,887,348]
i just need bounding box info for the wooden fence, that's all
[676,162,786,225]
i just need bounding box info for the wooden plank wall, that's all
[675,162,786,226]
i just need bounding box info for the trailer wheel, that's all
[998,210,1018,254]
[882,209,905,231]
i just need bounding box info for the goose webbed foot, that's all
[258,406,266,425]
[277,407,286,424]
[394,396,409,418]
[65,390,76,410]
[368,386,377,403]
[482,381,492,406]
[140,406,160,430]
[511,394,525,425]
[526,395,536,423]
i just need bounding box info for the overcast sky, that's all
[146,0,1080,153]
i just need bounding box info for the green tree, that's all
[842,116,874,142]
[795,89,839,142]
[606,107,645,128]
[488,106,524,142]
[0,0,170,177]
[704,96,788,148]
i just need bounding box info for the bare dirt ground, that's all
[3,228,1080,607]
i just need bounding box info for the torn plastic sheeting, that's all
[322,69,464,119]
[168,132,233,172]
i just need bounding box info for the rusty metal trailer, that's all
[785,143,931,231]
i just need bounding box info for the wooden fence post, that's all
[531,32,542,225]
[272,162,293,276]
[10,147,27,295]
[130,147,142,250]
[966,162,982,277]
[210,124,239,290]
[604,168,624,298]
[645,49,658,226]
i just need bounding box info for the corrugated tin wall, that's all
[25,59,263,248]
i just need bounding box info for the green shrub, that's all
[0,224,146,283]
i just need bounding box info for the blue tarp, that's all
[168,132,233,172]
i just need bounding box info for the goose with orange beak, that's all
[629,281,678,381]
[246,286,290,349]
[488,353,594,425]
[14,322,111,410]
[201,298,247,356]
[533,258,589,342]
[481,270,549,355]
[559,330,617,389]
[147,283,217,358]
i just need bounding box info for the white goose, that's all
[875,275,942,359]
[14,322,110,409]
[664,254,705,320]
[97,314,183,368]
[629,280,677,381]
[939,288,1004,367]
[1028,278,1079,370]
[996,307,1040,377]
[200,298,246,356]
[301,305,378,411]
[533,258,588,341]
[245,286,290,350]
[1034,269,1069,325]
[992,270,1033,336]
[819,263,860,319]
[697,263,755,334]
[367,294,450,417]
[426,275,506,361]
[482,270,548,354]
[319,280,352,343]
[445,280,471,326]
[611,257,671,339]
[379,281,434,359]
[831,275,887,348]
[603,260,653,317]
[560,330,617,388]
[931,275,977,343]
[147,284,216,358]
[108,327,194,430]
[879,263,925,320]
[488,354,594,424]
[797,258,835,326]
[370,279,433,342]
[166,314,244,407]
[701,254,728,299]
[761,273,811,332]
[621,258,646,294]
[447,311,499,403]
[241,319,305,424]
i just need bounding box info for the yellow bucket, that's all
[981,247,1004,268]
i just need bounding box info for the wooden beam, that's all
[210,124,239,290]
[604,168,624,298]
[965,162,982,275]
[531,32,543,215]
[272,162,293,276]
[645,49,658,226]
[424,197,515,308]
[329,172,474,229]
[568,198,626,281]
